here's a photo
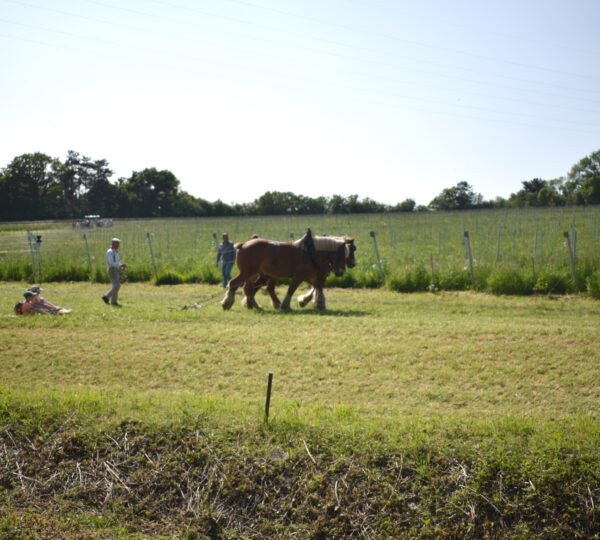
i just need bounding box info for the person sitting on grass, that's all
[27,285,67,312]
[18,290,71,315]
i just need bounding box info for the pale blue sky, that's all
[1,0,599,206]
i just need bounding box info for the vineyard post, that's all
[496,231,501,263]
[27,231,37,282]
[430,254,435,286]
[464,231,475,288]
[264,372,273,424]
[83,233,92,274]
[413,229,417,256]
[563,231,579,290]
[532,256,536,287]
[147,233,158,280]
[370,231,385,285]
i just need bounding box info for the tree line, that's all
[0,149,598,221]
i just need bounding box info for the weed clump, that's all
[587,269,600,299]
[389,265,431,292]
[487,269,533,295]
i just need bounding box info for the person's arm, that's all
[216,245,222,264]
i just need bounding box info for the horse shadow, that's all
[257,308,367,317]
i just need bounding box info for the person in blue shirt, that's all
[216,233,236,288]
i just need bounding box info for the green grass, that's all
[2,206,600,294]
[1,282,599,537]
[2,281,599,424]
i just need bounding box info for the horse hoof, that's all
[221,297,234,310]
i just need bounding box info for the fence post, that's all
[430,254,435,287]
[83,233,92,275]
[27,231,37,282]
[147,232,158,280]
[370,231,385,285]
[496,231,501,263]
[563,231,579,290]
[264,372,273,424]
[464,231,475,288]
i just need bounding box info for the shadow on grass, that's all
[256,308,368,317]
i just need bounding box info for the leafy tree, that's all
[392,198,416,212]
[429,181,482,210]
[565,149,600,204]
[0,153,61,220]
[123,168,180,217]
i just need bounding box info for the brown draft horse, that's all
[221,234,356,311]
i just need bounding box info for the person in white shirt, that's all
[102,238,126,306]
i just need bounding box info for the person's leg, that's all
[105,267,121,304]
[224,263,233,286]
[221,263,232,288]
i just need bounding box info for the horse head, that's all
[313,237,356,277]
[344,237,356,269]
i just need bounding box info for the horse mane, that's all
[313,236,346,252]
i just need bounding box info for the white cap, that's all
[111,238,121,243]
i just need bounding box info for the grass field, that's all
[1,281,599,537]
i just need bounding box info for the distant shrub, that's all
[534,268,571,295]
[487,269,534,295]
[92,267,109,284]
[43,264,89,282]
[127,267,153,282]
[587,269,600,299]
[0,262,27,281]
[154,270,184,285]
[437,268,471,291]
[389,266,431,292]
[326,270,357,288]
[357,267,384,289]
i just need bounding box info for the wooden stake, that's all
[265,372,273,424]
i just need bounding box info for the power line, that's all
[1,31,598,137]
[4,0,599,100]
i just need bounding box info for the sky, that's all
[1,0,599,207]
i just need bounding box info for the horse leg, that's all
[222,274,246,310]
[242,279,262,309]
[280,276,302,311]
[265,278,281,309]
[298,287,314,308]
[313,284,326,310]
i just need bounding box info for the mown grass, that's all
[1,282,599,537]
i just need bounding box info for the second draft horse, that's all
[221,233,356,311]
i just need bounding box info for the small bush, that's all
[155,270,184,285]
[587,269,600,299]
[357,267,384,289]
[91,267,109,284]
[437,268,472,291]
[487,269,534,295]
[0,262,27,281]
[127,267,153,283]
[389,266,431,292]
[326,270,357,288]
[534,268,571,295]
[43,264,89,282]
